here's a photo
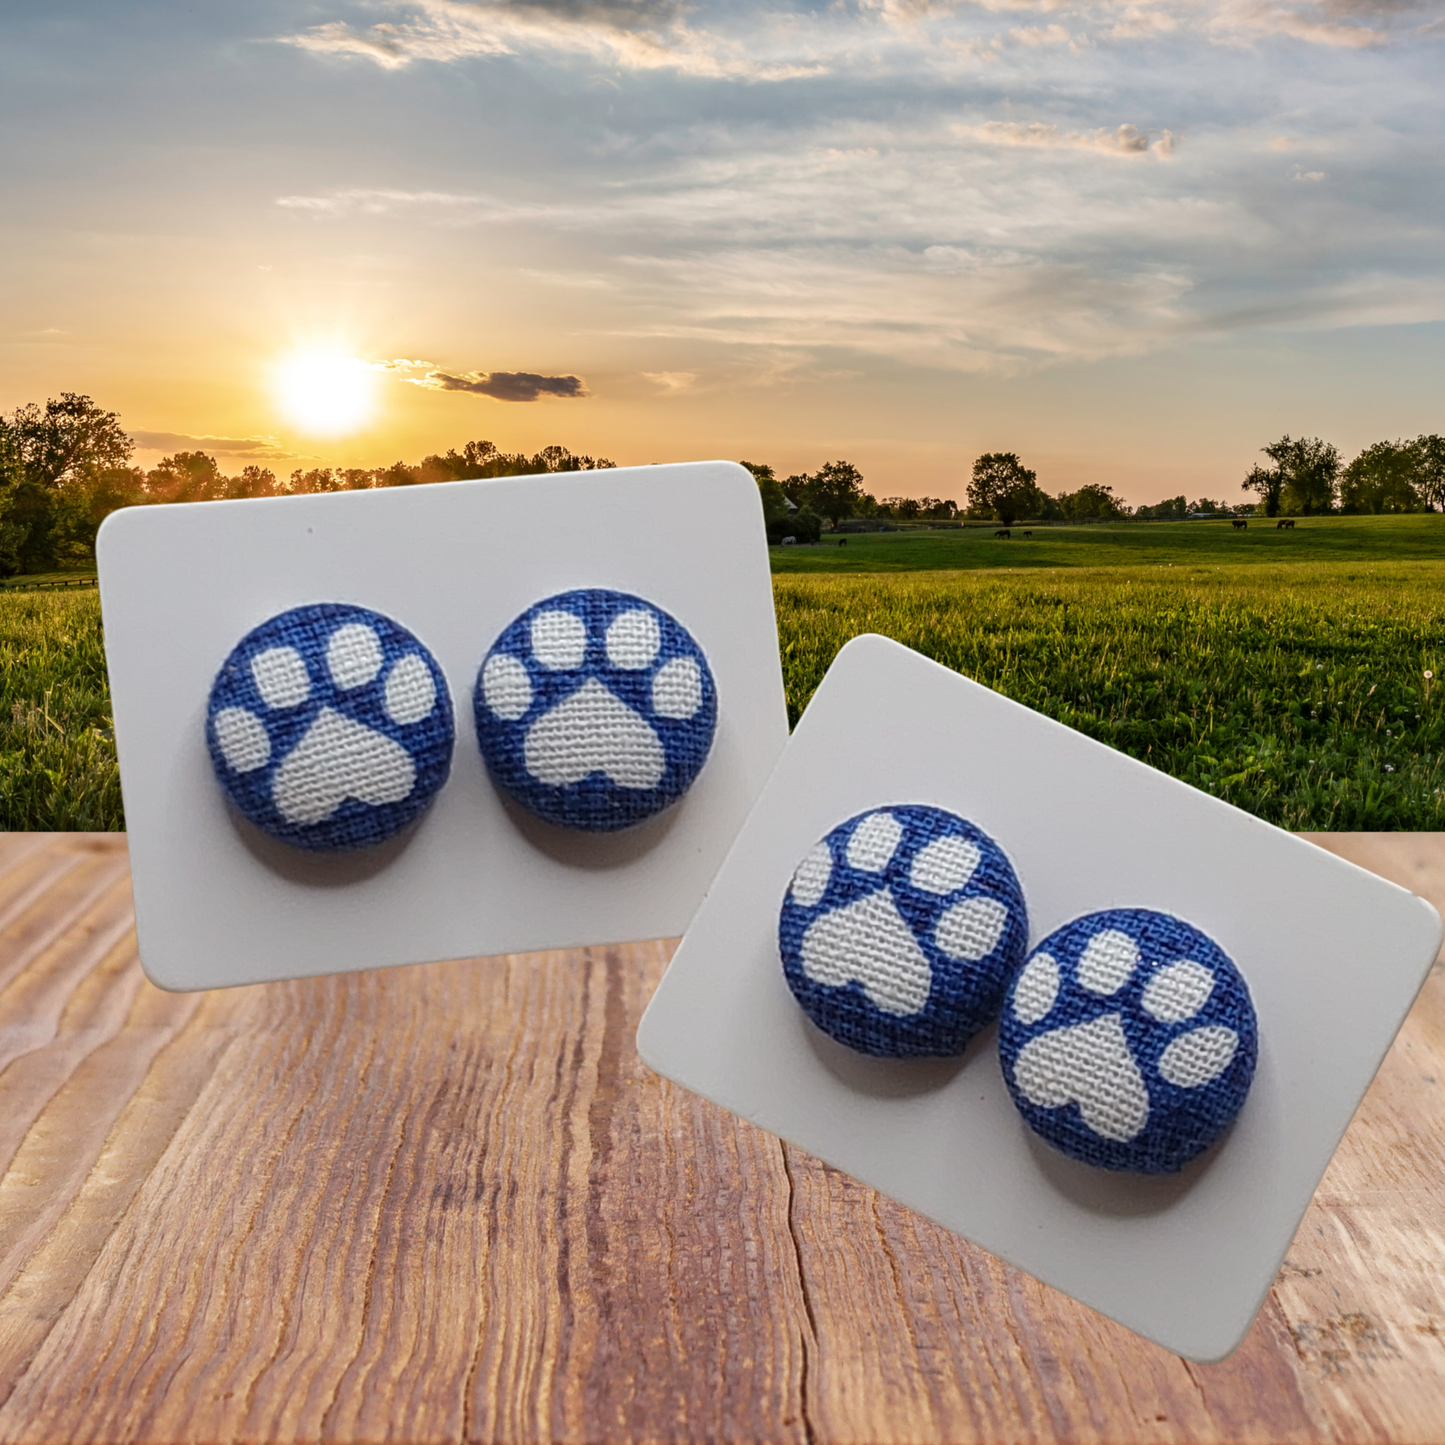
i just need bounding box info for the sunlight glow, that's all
[275,351,376,435]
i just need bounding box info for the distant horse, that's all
[1231,519,1248,530]
[995,528,1011,539]
[1277,518,1296,529]
[1023,530,1033,537]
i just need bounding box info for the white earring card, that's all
[98,462,788,992]
[636,634,1442,1362]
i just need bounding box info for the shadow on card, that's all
[499,792,683,870]
[1019,1120,1230,1216]
[228,803,422,886]
[799,1008,978,1097]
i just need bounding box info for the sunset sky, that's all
[3,0,1443,505]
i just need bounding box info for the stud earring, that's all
[474,588,717,832]
[998,908,1258,1173]
[206,603,454,850]
[779,806,1028,1057]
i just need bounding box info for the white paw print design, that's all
[779,806,1028,1058]
[207,604,454,851]
[474,589,717,832]
[999,909,1258,1174]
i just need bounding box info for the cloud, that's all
[642,370,696,391]
[1208,0,1394,46]
[275,0,1437,91]
[129,431,293,458]
[1008,23,1083,46]
[413,370,589,400]
[276,188,502,219]
[264,1,1443,381]
[278,0,828,80]
[960,121,1180,157]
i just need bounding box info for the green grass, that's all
[0,593,120,829]
[773,513,1445,573]
[776,560,1445,829]
[4,529,1444,831]
[0,568,99,590]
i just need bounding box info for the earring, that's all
[998,909,1258,1173]
[474,588,717,832]
[779,806,1028,1057]
[206,603,454,850]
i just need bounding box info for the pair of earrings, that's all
[205,589,718,850]
[780,806,1258,1175]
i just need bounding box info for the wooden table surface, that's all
[0,833,1442,1444]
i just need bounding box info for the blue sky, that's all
[1,0,1442,501]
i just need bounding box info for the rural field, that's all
[1,515,1442,830]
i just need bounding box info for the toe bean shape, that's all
[206,603,454,851]
[474,589,717,832]
[779,806,1028,1057]
[999,909,1258,1173]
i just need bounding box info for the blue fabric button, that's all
[206,603,454,851]
[474,589,717,832]
[779,806,1028,1057]
[999,909,1258,1173]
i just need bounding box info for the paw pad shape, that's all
[207,604,454,851]
[779,807,1028,1057]
[474,589,717,832]
[999,909,1258,1173]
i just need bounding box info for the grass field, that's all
[776,560,1445,829]
[2,516,1443,830]
[773,513,1445,573]
[0,592,120,829]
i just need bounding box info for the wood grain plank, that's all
[1266,834,1445,1445]
[0,896,810,1445]
[0,833,1440,1444]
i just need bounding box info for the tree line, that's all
[744,456,1169,536]
[3,392,1441,575]
[0,393,614,576]
[746,430,1445,537]
[1240,434,1445,517]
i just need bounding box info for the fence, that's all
[0,577,98,594]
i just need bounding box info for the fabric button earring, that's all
[474,588,718,831]
[779,806,1028,1057]
[206,603,454,850]
[998,908,1258,1173]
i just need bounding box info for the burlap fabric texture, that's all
[998,908,1258,1174]
[473,588,717,832]
[779,806,1029,1058]
[206,603,454,851]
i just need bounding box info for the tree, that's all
[1340,440,1420,514]
[227,465,281,499]
[147,451,223,503]
[880,495,921,520]
[1410,434,1445,512]
[1,393,134,572]
[802,460,867,529]
[1057,483,1128,521]
[968,452,1045,527]
[740,461,794,539]
[1240,464,1280,517]
[67,466,144,554]
[1136,495,1187,521]
[1263,435,1340,515]
[0,420,23,576]
[5,393,132,489]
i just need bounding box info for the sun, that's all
[275,351,377,435]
